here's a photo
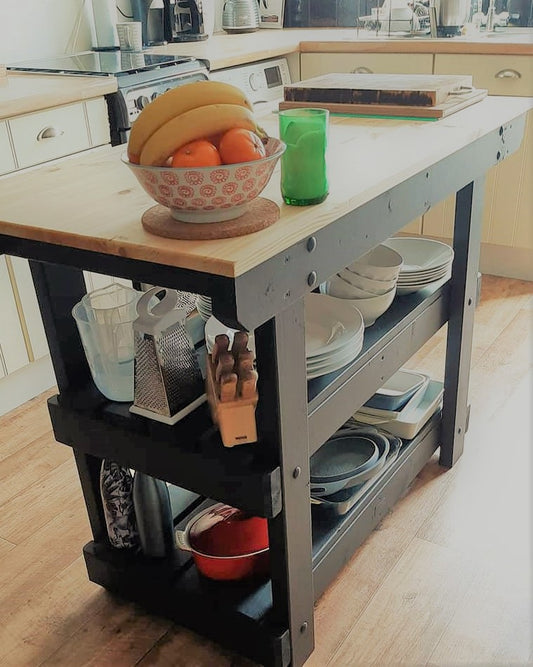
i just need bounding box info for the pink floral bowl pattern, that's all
[122,137,285,224]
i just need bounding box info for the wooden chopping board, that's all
[279,87,488,119]
[284,73,474,107]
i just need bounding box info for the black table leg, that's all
[440,177,485,467]
[255,299,315,667]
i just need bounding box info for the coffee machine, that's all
[163,0,209,41]
[131,0,167,46]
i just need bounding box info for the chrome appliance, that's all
[431,0,470,36]
[131,0,167,46]
[222,0,260,33]
[7,52,209,146]
[163,0,209,41]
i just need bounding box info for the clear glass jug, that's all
[72,283,142,402]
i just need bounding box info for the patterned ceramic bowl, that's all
[122,137,285,224]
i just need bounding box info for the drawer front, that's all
[9,102,90,169]
[0,255,29,374]
[301,53,433,79]
[86,97,111,147]
[0,121,16,175]
[434,54,532,96]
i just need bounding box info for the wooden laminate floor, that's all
[0,275,531,667]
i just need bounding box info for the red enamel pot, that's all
[175,503,269,581]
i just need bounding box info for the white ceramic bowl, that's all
[322,284,397,327]
[338,268,397,296]
[323,275,378,300]
[347,244,403,282]
[122,137,285,224]
[383,237,454,273]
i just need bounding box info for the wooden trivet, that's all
[142,197,279,240]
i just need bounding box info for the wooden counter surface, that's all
[0,72,117,120]
[0,96,531,278]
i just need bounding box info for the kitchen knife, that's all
[216,351,234,383]
[239,369,258,400]
[232,331,249,360]
[212,333,230,365]
[220,372,238,402]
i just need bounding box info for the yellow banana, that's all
[139,103,259,167]
[127,80,253,163]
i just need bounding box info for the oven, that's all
[209,56,291,112]
[8,51,209,146]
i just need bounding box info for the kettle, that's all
[222,0,260,33]
[431,0,470,36]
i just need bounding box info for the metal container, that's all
[222,0,260,33]
[434,0,470,35]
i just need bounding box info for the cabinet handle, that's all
[36,126,65,141]
[351,66,373,74]
[495,69,521,79]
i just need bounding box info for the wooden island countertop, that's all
[0,96,531,279]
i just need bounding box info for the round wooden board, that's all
[142,198,280,240]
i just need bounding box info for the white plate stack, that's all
[196,296,213,321]
[305,293,365,379]
[383,237,454,296]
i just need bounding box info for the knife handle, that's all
[212,334,230,365]
[236,350,255,375]
[239,369,258,400]
[216,351,234,383]
[220,372,238,402]
[232,331,249,359]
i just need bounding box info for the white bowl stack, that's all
[320,244,403,327]
[383,237,454,295]
[196,296,213,321]
[305,294,365,379]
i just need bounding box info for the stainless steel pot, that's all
[435,0,470,35]
[222,0,260,33]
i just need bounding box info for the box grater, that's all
[130,287,205,424]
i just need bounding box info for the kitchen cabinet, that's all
[0,255,29,376]
[0,97,528,666]
[426,54,532,280]
[0,122,16,176]
[0,95,111,414]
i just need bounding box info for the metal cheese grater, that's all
[130,287,206,424]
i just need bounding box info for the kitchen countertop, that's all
[1,28,531,119]
[0,95,531,278]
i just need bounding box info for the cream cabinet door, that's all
[85,97,111,147]
[426,55,533,255]
[300,53,433,79]
[8,256,49,361]
[0,256,29,375]
[0,121,16,175]
[9,102,91,169]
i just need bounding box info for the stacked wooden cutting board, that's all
[280,73,488,119]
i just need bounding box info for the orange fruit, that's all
[171,139,222,168]
[219,128,266,165]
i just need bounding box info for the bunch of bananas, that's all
[128,80,262,167]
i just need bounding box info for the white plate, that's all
[384,237,454,273]
[304,293,364,358]
[396,275,450,295]
[307,338,364,379]
[306,332,364,365]
[397,264,452,281]
[306,335,364,370]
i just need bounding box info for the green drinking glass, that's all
[279,108,329,206]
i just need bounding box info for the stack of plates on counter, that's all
[305,293,364,379]
[383,237,454,296]
[196,295,213,321]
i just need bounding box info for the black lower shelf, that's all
[48,392,281,518]
[81,413,440,666]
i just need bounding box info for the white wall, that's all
[0,0,133,64]
[0,1,225,65]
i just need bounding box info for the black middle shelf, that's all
[48,393,282,518]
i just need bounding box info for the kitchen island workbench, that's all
[0,96,531,666]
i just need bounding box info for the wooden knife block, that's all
[206,356,258,448]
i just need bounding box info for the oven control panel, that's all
[209,57,291,106]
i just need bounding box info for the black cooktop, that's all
[8,51,195,77]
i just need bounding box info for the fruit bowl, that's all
[122,137,285,224]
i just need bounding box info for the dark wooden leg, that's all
[255,299,315,667]
[29,260,90,394]
[29,261,108,542]
[440,177,485,467]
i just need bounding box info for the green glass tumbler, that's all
[279,108,329,206]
